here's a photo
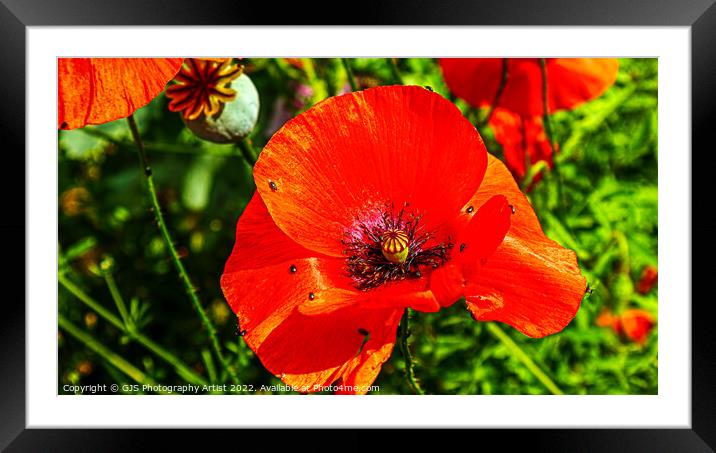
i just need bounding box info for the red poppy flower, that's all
[488,108,554,182]
[439,58,619,116]
[220,86,586,393]
[597,309,655,344]
[636,265,658,294]
[58,58,184,130]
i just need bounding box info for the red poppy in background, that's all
[58,58,184,130]
[439,58,619,116]
[597,309,655,345]
[221,86,586,393]
[636,265,658,294]
[488,108,554,182]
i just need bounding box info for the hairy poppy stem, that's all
[127,114,240,386]
[479,58,509,127]
[341,58,359,92]
[388,58,404,85]
[58,313,168,393]
[486,323,564,395]
[398,308,425,395]
[237,139,258,165]
[59,273,208,386]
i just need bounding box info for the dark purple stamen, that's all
[343,203,451,291]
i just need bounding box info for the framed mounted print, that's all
[2,0,714,449]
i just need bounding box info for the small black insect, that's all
[289,264,297,274]
[459,243,466,252]
[509,205,516,214]
[308,292,315,300]
[466,205,474,214]
[268,180,278,191]
[424,85,433,91]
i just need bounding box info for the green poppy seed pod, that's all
[184,73,259,144]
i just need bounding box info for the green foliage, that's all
[58,57,657,395]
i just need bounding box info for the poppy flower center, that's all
[343,204,452,291]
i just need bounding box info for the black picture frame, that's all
[2,0,713,449]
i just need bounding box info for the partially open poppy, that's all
[439,58,619,116]
[597,309,655,345]
[220,86,586,393]
[488,108,554,182]
[58,58,184,130]
[636,265,658,294]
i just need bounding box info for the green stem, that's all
[341,58,358,92]
[126,114,239,386]
[59,274,208,386]
[388,58,404,85]
[301,58,331,101]
[486,323,564,395]
[479,57,509,127]
[58,313,166,393]
[612,230,631,275]
[539,58,556,149]
[80,128,238,157]
[237,139,258,165]
[101,265,131,328]
[539,58,567,209]
[398,308,425,395]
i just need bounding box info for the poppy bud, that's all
[184,73,260,144]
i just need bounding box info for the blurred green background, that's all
[58,58,657,395]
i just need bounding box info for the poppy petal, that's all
[440,58,619,116]
[253,85,488,257]
[260,306,403,394]
[461,155,586,337]
[430,194,512,308]
[58,58,183,129]
[547,59,620,114]
[455,194,512,272]
[489,109,554,180]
